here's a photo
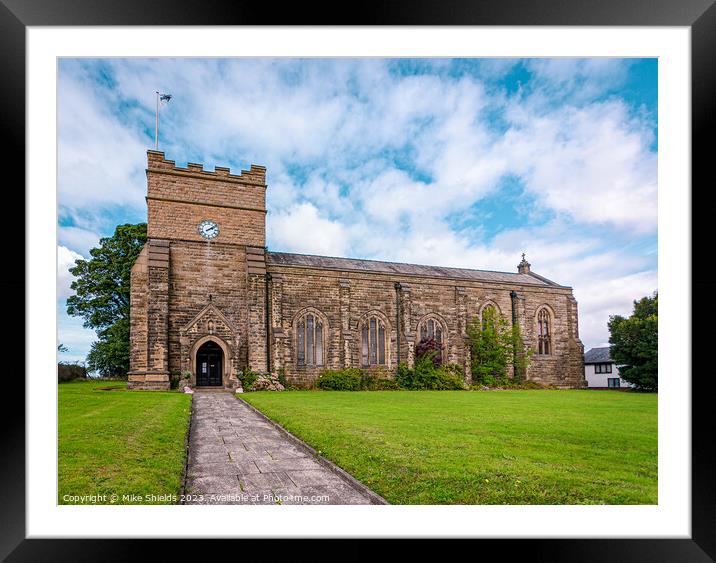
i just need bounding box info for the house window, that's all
[296,312,324,367]
[361,315,386,366]
[537,308,552,355]
[418,317,445,363]
[607,377,621,388]
[594,363,613,374]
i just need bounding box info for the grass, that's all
[241,390,657,505]
[58,379,192,505]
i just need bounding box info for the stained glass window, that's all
[362,316,387,366]
[296,312,325,366]
[537,309,552,355]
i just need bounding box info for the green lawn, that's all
[242,390,657,505]
[58,379,192,505]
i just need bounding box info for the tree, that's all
[66,223,147,377]
[467,306,531,385]
[608,292,658,391]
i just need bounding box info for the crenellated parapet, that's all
[147,150,266,186]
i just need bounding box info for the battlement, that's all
[147,150,266,186]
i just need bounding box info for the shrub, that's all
[277,368,288,389]
[415,337,443,366]
[57,362,87,382]
[396,357,466,390]
[239,368,259,390]
[467,307,533,385]
[470,378,551,390]
[251,374,285,391]
[395,363,413,388]
[360,370,400,390]
[316,369,361,391]
[169,373,180,390]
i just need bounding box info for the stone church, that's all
[128,150,585,390]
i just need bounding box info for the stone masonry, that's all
[128,150,586,390]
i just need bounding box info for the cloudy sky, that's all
[57,57,657,364]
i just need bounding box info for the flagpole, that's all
[155,91,159,150]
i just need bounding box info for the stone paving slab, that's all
[183,391,383,505]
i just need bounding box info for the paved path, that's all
[183,391,380,505]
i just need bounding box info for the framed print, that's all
[5,0,715,559]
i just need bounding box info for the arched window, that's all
[361,315,387,366]
[537,308,552,355]
[418,316,446,363]
[296,312,325,367]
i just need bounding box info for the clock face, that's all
[198,220,220,240]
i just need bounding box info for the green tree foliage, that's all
[66,223,147,377]
[467,306,531,385]
[608,292,658,391]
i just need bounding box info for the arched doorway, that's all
[196,340,223,386]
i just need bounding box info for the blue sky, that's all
[57,58,658,365]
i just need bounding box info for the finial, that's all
[517,253,531,274]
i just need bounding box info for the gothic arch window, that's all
[296,310,326,367]
[537,307,552,355]
[361,314,387,367]
[417,315,447,363]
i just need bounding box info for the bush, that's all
[395,357,466,390]
[239,368,259,390]
[251,374,285,391]
[316,369,361,390]
[467,307,532,384]
[470,378,551,390]
[415,337,443,366]
[314,363,466,392]
[58,362,87,382]
[169,373,180,390]
[277,369,288,389]
[360,370,400,390]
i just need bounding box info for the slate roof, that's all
[584,347,613,364]
[266,251,565,287]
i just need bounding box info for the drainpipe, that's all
[510,290,519,381]
[394,282,402,366]
[265,272,272,374]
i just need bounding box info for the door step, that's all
[194,387,233,393]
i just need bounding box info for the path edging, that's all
[236,395,389,505]
[179,392,194,504]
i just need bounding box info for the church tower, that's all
[128,150,268,390]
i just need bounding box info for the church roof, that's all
[584,347,613,364]
[266,251,565,287]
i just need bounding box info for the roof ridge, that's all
[267,250,525,278]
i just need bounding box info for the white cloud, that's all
[268,203,349,257]
[498,100,657,233]
[58,225,100,256]
[58,68,148,212]
[57,245,84,300]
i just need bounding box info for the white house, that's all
[584,347,634,389]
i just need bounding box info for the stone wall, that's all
[265,264,586,388]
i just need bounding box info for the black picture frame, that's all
[4,0,714,559]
